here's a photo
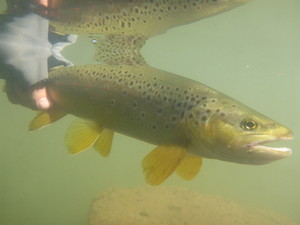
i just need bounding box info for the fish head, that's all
[186,97,293,164]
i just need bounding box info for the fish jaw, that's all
[215,118,294,165]
[237,134,293,164]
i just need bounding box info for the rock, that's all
[88,186,299,225]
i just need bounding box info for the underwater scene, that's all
[0,0,299,225]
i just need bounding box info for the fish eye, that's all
[241,119,258,131]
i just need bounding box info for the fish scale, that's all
[47,64,219,147]
[47,0,252,65]
[49,0,252,36]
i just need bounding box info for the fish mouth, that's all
[246,136,293,154]
[244,134,293,163]
[227,131,294,165]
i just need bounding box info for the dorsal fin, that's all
[91,34,146,66]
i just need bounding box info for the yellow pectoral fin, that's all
[65,120,103,154]
[29,109,66,131]
[142,145,186,186]
[93,129,114,157]
[176,153,203,181]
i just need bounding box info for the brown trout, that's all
[37,0,253,65]
[1,0,254,69]
[30,64,293,185]
[43,0,252,36]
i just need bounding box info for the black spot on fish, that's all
[132,101,138,109]
[157,108,163,114]
[201,116,207,122]
[110,99,116,107]
[187,105,193,111]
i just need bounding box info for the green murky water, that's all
[0,0,299,224]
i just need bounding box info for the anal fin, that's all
[142,145,186,186]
